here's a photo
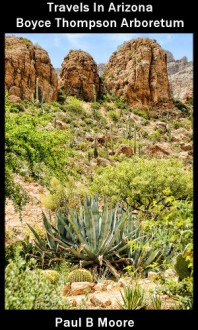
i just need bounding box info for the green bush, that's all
[5,254,70,310]
[108,111,119,123]
[9,103,25,113]
[91,102,101,111]
[90,157,192,211]
[5,111,74,183]
[173,99,189,116]
[158,277,193,309]
[64,97,85,115]
[5,167,29,210]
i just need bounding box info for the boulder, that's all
[115,144,133,157]
[148,272,159,280]
[62,282,71,296]
[90,295,112,308]
[146,143,174,156]
[70,282,95,296]
[8,95,21,103]
[164,269,177,279]
[180,143,192,151]
[94,283,106,292]
[96,158,110,166]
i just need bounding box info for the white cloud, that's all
[158,34,174,46]
[64,34,91,49]
[53,36,62,47]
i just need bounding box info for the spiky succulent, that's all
[67,269,93,283]
[28,196,161,278]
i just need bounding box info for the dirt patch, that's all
[5,174,49,244]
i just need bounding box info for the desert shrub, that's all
[5,256,69,309]
[173,99,189,116]
[40,177,66,211]
[64,96,85,115]
[5,111,74,183]
[150,130,161,143]
[133,108,150,120]
[187,98,193,106]
[9,103,25,113]
[90,157,192,211]
[5,167,29,210]
[158,277,193,310]
[105,104,117,112]
[173,121,182,129]
[57,89,67,104]
[115,99,129,110]
[91,102,101,111]
[22,38,32,46]
[108,111,120,123]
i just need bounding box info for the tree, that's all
[90,157,192,213]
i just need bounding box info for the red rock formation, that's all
[59,50,103,101]
[5,36,58,102]
[104,38,173,108]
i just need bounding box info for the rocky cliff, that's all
[166,51,193,102]
[5,36,58,102]
[59,50,103,101]
[104,38,172,108]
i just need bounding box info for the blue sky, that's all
[6,33,193,68]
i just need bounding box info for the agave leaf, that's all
[57,212,76,242]
[67,213,96,260]
[50,224,75,247]
[83,200,97,251]
[144,250,161,268]
[97,230,112,255]
[27,224,46,248]
[103,259,120,279]
[56,209,65,236]
[103,216,126,255]
[98,199,110,246]
[42,212,57,251]
[46,230,88,260]
[90,197,101,246]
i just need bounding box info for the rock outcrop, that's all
[59,50,103,101]
[104,38,172,108]
[97,63,106,77]
[5,36,58,102]
[166,51,193,102]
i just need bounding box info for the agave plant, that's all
[28,196,161,278]
[118,284,146,310]
[29,196,166,278]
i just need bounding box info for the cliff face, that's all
[104,38,172,108]
[166,51,193,102]
[5,36,58,102]
[59,50,103,101]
